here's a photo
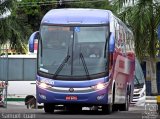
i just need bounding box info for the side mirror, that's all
[109,32,115,69]
[109,32,115,53]
[29,31,39,52]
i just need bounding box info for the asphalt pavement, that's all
[0,103,160,119]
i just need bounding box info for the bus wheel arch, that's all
[25,95,36,109]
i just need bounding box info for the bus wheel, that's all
[44,103,55,113]
[102,104,112,114]
[119,94,129,111]
[112,104,119,111]
[112,85,118,112]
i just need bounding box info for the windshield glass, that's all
[39,25,109,79]
[134,59,145,86]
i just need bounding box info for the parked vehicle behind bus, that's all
[0,54,37,108]
[131,58,146,106]
[29,9,135,114]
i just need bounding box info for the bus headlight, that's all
[38,82,52,89]
[140,92,145,98]
[91,82,108,90]
[134,88,143,93]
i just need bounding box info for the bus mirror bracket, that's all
[109,32,115,53]
[108,32,115,69]
[29,31,39,53]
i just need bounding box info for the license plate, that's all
[66,96,78,100]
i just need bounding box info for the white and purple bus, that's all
[29,9,135,114]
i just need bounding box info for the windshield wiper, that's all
[53,55,70,79]
[80,52,90,80]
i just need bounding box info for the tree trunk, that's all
[149,1,157,95]
[146,60,158,95]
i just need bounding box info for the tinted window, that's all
[134,59,145,86]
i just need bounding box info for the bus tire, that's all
[44,103,55,113]
[112,84,118,111]
[102,104,112,114]
[112,104,119,111]
[119,94,129,111]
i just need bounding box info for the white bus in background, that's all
[131,58,146,106]
[0,54,37,108]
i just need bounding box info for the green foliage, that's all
[0,0,15,45]
[65,0,113,10]
[0,18,9,44]
[0,0,32,53]
[17,0,113,31]
[8,12,32,53]
[18,0,57,31]
[0,0,14,16]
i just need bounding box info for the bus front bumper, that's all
[36,85,109,105]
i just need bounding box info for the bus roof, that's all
[0,54,37,58]
[41,9,112,25]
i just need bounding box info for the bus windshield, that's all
[134,59,145,87]
[38,25,109,79]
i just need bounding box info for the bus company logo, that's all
[69,88,74,92]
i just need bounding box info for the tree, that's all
[16,0,113,34]
[0,0,14,45]
[7,0,112,53]
[113,0,160,95]
[64,0,113,10]
[17,0,57,31]
[0,0,32,54]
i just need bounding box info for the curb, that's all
[145,96,157,104]
[157,96,160,114]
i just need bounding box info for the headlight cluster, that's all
[140,92,145,98]
[91,82,108,90]
[37,81,108,90]
[134,88,143,93]
[37,81,52,89]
